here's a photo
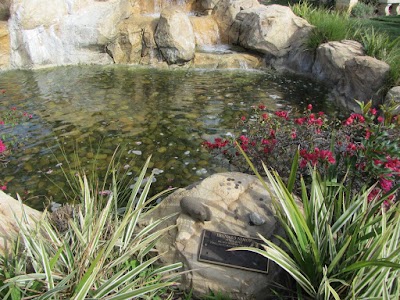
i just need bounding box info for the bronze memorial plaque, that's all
[198,229,269,274]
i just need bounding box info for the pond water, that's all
[0,65,335,210]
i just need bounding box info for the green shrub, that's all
[0,155,182,299]
[291,1,354,50]
[352,27,400,85]
[351,2,375,18]
[204,101,400,202]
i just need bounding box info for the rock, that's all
[8,0,131,68]
[154,7,196,65]
[385,86,400,115]
[0,191,42,255]
[336,56,390,110]
[0,21,10,70]
[107,15,164,66]
[212,0,260,43]
[312,40,365,85]
[199,0,220,13]
[248,211,266,226]
[229,5,313,59]
[141,172,287,299]
[0,0,11,20]
[180,196,212,222]
[193,52,264,69]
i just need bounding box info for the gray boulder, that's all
[212,0,260,43]
[229,5,313,59]
[154,7,196,64]
[312,40,365,85]
[141,172,288,299]
[336,56,390,110]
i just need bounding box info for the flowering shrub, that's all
[203,101,399,203]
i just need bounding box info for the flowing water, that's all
[0,65,335,210]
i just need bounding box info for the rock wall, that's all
[8,0,132,68]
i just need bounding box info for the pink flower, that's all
[0,120,4,125]
[11,107,16,111]
[0,140,6,153]
[258,104,266,110]
[274,111,289,120]
[379,177,393,192]
[291,130,297,139]
[377,116,384,123]
[0,185,6,191]
[307,104,313,111]
[370,108,377,115]
[295,117,305,125]
[0,89,5,94]
[241,116,246,121]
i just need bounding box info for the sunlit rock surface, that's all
[0,191,41,255]
[0,21,10,70]
[155,7,196,64]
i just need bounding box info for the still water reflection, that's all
[0,65,334,209]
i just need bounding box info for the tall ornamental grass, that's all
[233,147,400,299]
[0,155,182,299]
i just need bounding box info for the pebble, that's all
[249,212,266,226]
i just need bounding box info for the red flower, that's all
[262,113,268,120]
[11,107,16,111]
[291,130,297,139]
[241,116,246,121]
[258,104,266,110]
[369,108,377,115]
[295,117,305,125]
[379,177,393,192]
[0,140,6,153]
[307,104,313,111]
[0,120,4,125]
[274,111,289,120]
[377,116,384,123]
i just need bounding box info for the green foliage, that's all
[0,155,182,299]
[291,1,354,50]
[233,147,400,298]
[352,26,400,86]
[351,2,375,18]
[291,1,400,85]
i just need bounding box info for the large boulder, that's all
[0,191,42,255]
[154,7,196,64]
[312,40,365,85]
[335,56,390,110]
[229,5,313,59]
[107,15,164,66]
[142,172,286,299]
[8,0,131,68]
[212,0,260,43]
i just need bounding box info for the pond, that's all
[0,65,335,210]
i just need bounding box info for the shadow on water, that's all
[0,65,335,210]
